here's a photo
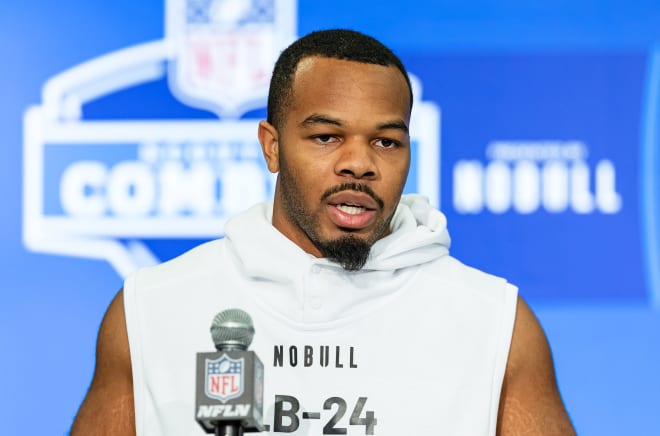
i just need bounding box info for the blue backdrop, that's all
[2,0,660,434]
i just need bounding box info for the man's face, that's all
[259,56,411,269]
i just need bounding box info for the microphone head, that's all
[210,308,255,351]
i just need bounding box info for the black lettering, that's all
[289,345,298,367]
[304,345,313,367]
[335,346,343,368]
[320,345,329,367]
[350,347,358,368]
[350,397,377,434]
[274,345,358,369]
[274,395,300,432]
[274,345,284,367]
[323,397,348,434]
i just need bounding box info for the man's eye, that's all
[375,138,399,148]
[314,135,336,143]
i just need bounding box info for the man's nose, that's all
[334,139,377,180]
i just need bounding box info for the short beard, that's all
[315,235,371,272]
[277,147,392,272]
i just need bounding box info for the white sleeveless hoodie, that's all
[124,195,518,435]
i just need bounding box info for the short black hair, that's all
[267,29,413,128]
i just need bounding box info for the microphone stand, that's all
[214,422,243,436]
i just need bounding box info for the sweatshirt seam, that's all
[486,282,519,435]
[124,273,145,436]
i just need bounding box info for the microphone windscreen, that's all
[210,308,255,350]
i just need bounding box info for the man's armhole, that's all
[123,273,145,436]
[488,282,519,434]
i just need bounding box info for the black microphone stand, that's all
[214,421,243,436]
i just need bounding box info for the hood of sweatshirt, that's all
[224,194,451,283]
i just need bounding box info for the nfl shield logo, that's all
[166,0,297,118]
[205,355,244,402]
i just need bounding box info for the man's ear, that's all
[258,121,280,173]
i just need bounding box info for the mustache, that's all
[320,183,384,209]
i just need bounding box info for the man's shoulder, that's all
[421,253,505,279]
[420,254,517,298]
[127,238,228,290]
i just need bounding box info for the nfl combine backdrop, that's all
[2,0,660,435]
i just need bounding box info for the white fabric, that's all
[124,195,518,435]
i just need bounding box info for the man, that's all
[71,29,575,435]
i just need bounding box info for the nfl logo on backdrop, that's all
[206,355,244,402]
[167,0,297,117]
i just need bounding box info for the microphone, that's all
[195,309,265,435]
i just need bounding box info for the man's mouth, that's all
[335,203,370,215]
[320,183,384,209]
[325,192,379,230]
[319,183,385,230]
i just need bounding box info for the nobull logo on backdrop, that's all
[22,0,441,278]
[452,140,622,215]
